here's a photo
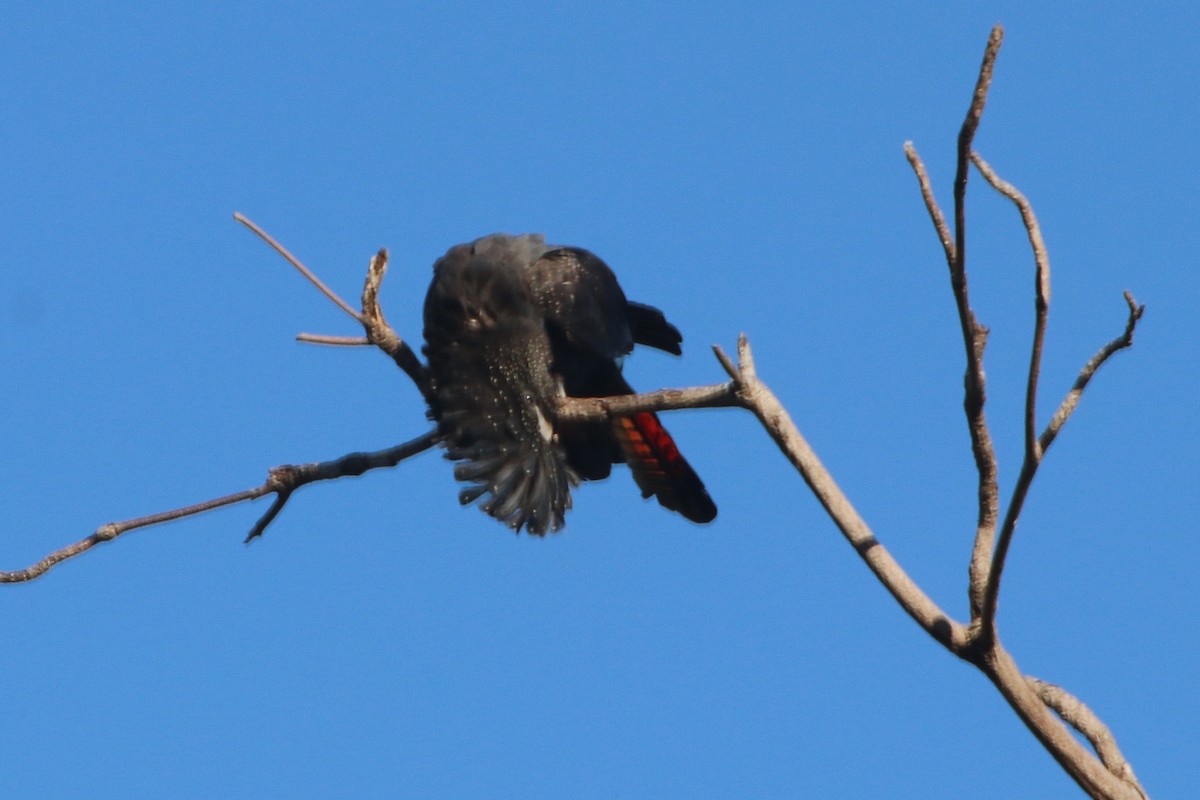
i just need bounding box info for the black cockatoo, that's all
[422,233,716,534]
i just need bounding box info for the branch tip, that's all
[736,334,756,380]
[233,212,364,324]
[245,493,289,543]
[712,344,739,381]
[296,333,372,346]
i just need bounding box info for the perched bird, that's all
[422,233,716,534]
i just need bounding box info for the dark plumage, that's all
[422,233,716,534]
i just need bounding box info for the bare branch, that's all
[1028,677,1149,799]
[244,430,440,542]
[233,212,364,322]
[955,24,1005,265]
[296,333,373,346]
[233,218,432,401]
[906,137,1000,609]
[359,248,432,400]
[968,151,1052,640]
[1040,291,1145,455]
[1,432,440,581]
[1,487,265,583]
[981,293,1144,634]
[971,151,1050,462]
[557,382,740,422]
[911,24,1005,621]
[981,647,1145,800]
[902,29,1145,797]
[718,336,973,654]
[904,142,956,267]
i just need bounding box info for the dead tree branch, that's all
[4,221,445,581]
[906,25,1004,623]
[715,336,974,652]
[1029,677,1149,800]
[232,214,432,401]
[359,248,432,400]
[233,212,363,322]
[0,431,439,583]
[1041,290,1144,455]
[2,23,1149,800]
[296,333,372,346]
[240,431,440,542]
[971,153,1145,641]
[901,23,1146,800]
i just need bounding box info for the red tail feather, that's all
[613,412,717,524]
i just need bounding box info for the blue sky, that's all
[2,3,1196,797]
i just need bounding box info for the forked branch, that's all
[971,154,1145,639]
[4,220,444,581]
[0,431,439,582]
[2,25,1149,800]
[1,223,743,579]
[907,24,1005,622]
[905,23,1146,800]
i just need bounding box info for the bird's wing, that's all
[525,247,635,360]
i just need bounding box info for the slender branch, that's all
[971,151,1051,462]
[969,153,1144,646]
[715,335,973,654]
[1039,291,1144,455]
[233,215,432,401]
[1,487,265,583]
[1028,677,1149,799]
[904,142,956,267]
[981,294,1144,635]
[296,333,373,346]
[906,24,1004,620]
[244,430,440,541]
[233,212,363,323]
[957,25,1004,621]
[955,24,1005,281]
[969,151,1051,640]
[1,432,440,582]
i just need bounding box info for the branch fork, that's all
[903,24,1146,800]
[3,23,1149,800]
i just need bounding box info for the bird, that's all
[422,233,717,534]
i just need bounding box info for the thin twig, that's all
[971,151,1050,461]
[234,218,432,400]
[296,333,373,346]
[904,142,956,267]
[244,430,440,541]
[233,212,364,323]
[1,432,440,581]
[0,488,265,583]
[1040,291,1144,455]
[955,24,1005,280]
[981,293,1144,633]
[968,151,1052,639]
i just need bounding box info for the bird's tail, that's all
[612,409,717,524]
